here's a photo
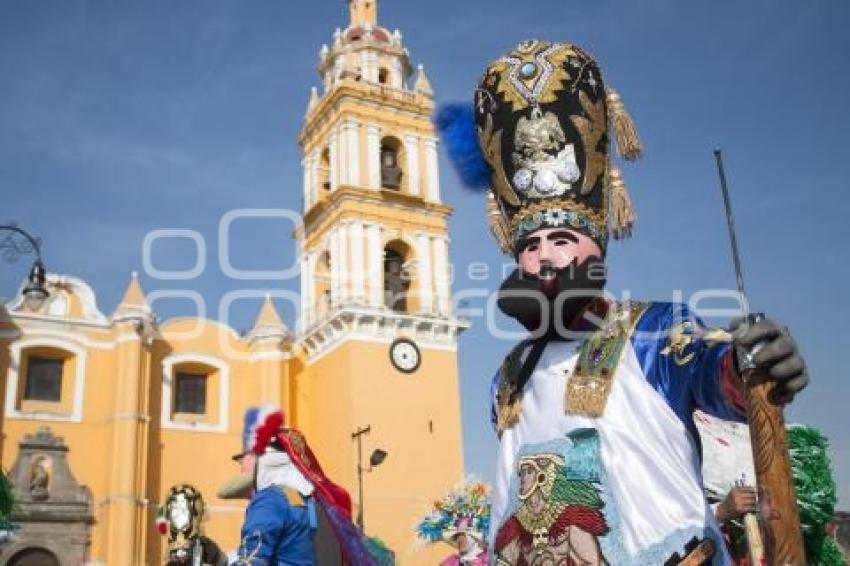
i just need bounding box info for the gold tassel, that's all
[606,87,643,161]
[608,167,635,239]
[486,192,513,254]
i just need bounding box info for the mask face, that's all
[516,227,602,278]
[256,450,315,496]
[169,494,191,531]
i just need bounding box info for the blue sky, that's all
[1,1,848,508]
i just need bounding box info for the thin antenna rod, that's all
[714,149,747,304]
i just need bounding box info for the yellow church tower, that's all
[295,1,468,562]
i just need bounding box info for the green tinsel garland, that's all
[0,470,16,531]
[817,537,846,566]
[787,425,843,566]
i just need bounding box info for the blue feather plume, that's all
[433,102,491,190]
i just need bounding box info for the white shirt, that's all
[492,340,730,565]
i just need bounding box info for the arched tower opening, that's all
[318,147,331,196]
[314,250,332,318]
[379,136,404,190]
[383,239,413,312]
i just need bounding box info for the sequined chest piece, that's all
[566,301,647,418]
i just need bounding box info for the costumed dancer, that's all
[156,483,228,566]
[234,406,378,566]
[417,477,492,565]
[435,39,810,564]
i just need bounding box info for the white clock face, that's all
[390,339,420,373]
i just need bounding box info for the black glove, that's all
[730,316,809,403]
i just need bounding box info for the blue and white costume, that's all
[235,450,318,565]
[490,302,744,565]
[236,485,317,566]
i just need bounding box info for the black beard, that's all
[497,259,607,338]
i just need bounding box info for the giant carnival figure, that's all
[233,406,380,566]
[435,39,810,565]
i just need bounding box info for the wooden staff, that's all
[714,150,805,565]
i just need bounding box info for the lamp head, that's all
[369,448,388,468]
[22,260,48,311]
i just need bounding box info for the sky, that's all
[1,0,848,508]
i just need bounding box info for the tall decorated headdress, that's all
[436,39,642,254]
[417,477,492,545]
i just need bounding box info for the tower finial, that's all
[349,0,377,27]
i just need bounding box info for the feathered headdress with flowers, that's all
[417,477,492,545]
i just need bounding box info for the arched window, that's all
[315,250,332,318]
[172,361,217,418]
[23,355,64,403]
[384,240,412,312]
[161,353,229,432]
[12,344,82,417]
[380,137,404,190]
[318,147,331,195]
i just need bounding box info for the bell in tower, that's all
[383,247,410,311]
[380,143,402,189]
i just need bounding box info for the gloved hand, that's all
[730,316,809,404]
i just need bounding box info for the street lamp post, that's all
[0,224,49,311]
[351,425,388,532]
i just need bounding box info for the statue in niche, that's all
[29,456,50,501]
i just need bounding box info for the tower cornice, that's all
[300,80,433,145]
[298,306,471,364]
[295,185,452,242]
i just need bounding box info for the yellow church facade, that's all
[0,2,468,564]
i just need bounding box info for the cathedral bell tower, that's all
[294,1,468,562]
